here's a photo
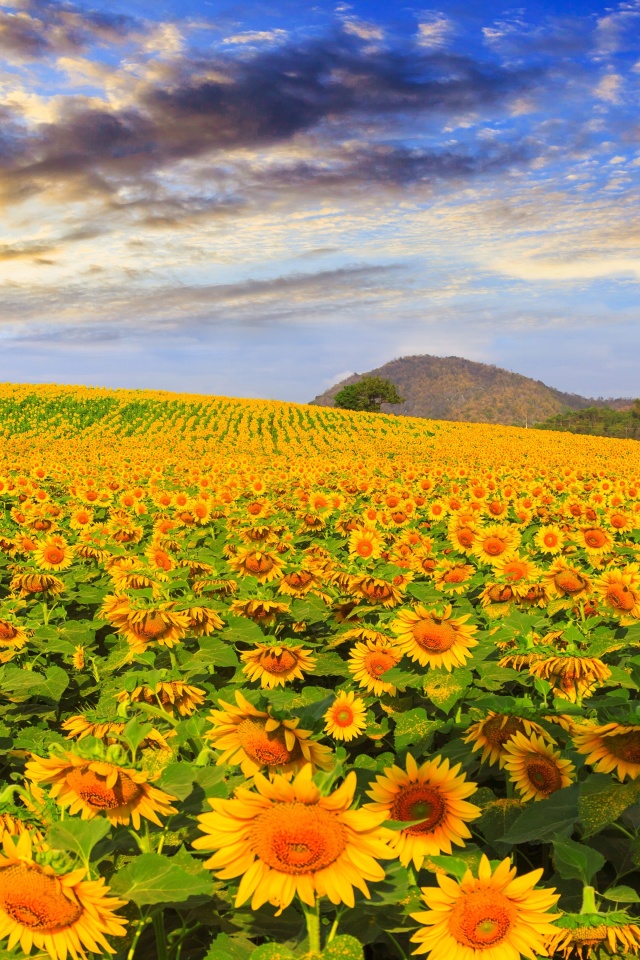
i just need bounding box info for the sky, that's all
[0,0,639,402]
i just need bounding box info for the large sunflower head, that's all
[365,753,480,869]
[228,548,285,583]
[503,731,575,801]
[0,831,127,959]
[594,565,640,619]
[472,524,520,564]
[25,747,177,830]
[464,712,552,768]
[117,680,206,716]
[323,690,368,741]
[545,557,593,601]
[433,560,476,595]
[391,603,478,671]
[410,855,561,960]
[33,536,74,572]
[193,764,394,913]
[206,690,333,776]
[241,643,317,688]
[348,526,384,561]
[228,598,290,625]
[529,655,611,702]
[99,595,190,652]
[572,722,640,781]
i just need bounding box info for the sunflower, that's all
[0,832,127,960]
[577,526,614,559]
[0,618,28,650]
[529,656,611,702]
[278,568,320,597]
[492,554,541,589]
[347,637,400,695]
[33,535,74,572]
[352,575,406,608]
[324,691,367,741]
[544,558,593,602]
[594,565,640,619]
[193,765,393,911]
[365,754,480,869]
[25,751,177,829]
[10,572,65,598]
[229,598,290,625]
[206,691,333,776]
[433,560,475,595]
[533,524,565,555]
[464,713,552,768]
[503,732,575,801]
[241,643,316,688]
[228,548,285,583]
[61,714,126,742]
[549,913,640,959]
[410,855,560,960]
[391,603,478,671]
[117,680,206,716]
[100,595,190,652]
[348,527,384,561]
[472,524,520,564]
[572,722,640,780]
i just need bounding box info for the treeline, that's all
[536,401,640,439]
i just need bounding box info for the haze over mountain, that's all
[310,356,633,427]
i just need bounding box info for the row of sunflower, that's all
[0,384,639,960]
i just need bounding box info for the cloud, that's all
[342,20,384,41]
[223,29,288,45]
[595,73,623,104]
[417,16,453,51]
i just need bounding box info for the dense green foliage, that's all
[537,402,640,439]
[334,376,404,413]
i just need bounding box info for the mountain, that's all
[309,355,633,427]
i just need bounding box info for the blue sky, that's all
[0,0,639,401]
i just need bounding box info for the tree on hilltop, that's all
[334,376,404,413]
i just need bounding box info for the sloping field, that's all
[0,382,639,960]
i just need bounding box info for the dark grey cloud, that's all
[0,0,141,59]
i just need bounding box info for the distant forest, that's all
[536,401,640,439]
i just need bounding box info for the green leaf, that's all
[110,852,213,905]
[502,785,580,843]
[204,933,255,960]
[0,665,69,702]
[120,717,155,753]
[393,708,440,752]
[191,636,239,668]
[423,669,472,713]
[47,820,112,863]
[267,686,332,711]
[324,934,365,960]
[422,855,469,879]
[223,617,265,644]
[249,946,295,960]
[407,583,440,603]
[552,837,605,885]
[312,652,348,676]
[157,763,195,800]
[601,885,640,903]
[579,774,640,837]
[290,596,329,623]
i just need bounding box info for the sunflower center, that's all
[554,571,586,594]
[444,568,467,583]
[390,784,446,835]
[364,650,397,677]
[457,528,475,548]
[134,616,170,639]
[503,563,527,581]
[0,622,18,640]
[252,802,347,875]
[483,537,507,556]
[246,554,275,574]
[584,529,607,548]
[411,619,456,652]
[0,863,82,931]
[482,716,525,746]
[610,514,627,529]
[66,766,142,809]
[488,585,513,602]
[606,584,636,611]
[286,572,313,588]
[543,533,559,547]
[236,719,298,766]
[449,890,515,949]
[523,754,563,794]
[258,649,298,673]
[357,541,373,557]
[334,707,354,726]
[605,730,640,764]
[360,581,394,601]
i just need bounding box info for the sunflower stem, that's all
[580,885,598,915]
[304,900,322,954]
[127,911,150,960]
[152,910,169,960]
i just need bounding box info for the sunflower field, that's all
[1,381,640,960]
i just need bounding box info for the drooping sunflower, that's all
[447,517,482,556]
[410,855,560,960]
[348,526,384,561]
[229,598,290,625]
[25,751,177,829]
[182,605,224,635]
[10,571,65,598]
[352,574,407,608]
[0,832,127,960]
[100,595,190,652]
[278,568,320,598]
[365,754,480,869]
[503,732,575,801]
[433,560,476,595]
[391,603,478,671]
[544,557,593,603]
[594,565,640,619]
[117,680,207,717]
[228,548,285,583]
[61,714,126,742]
[549,912,640,959]
[193,765,394,911]
[241,643,316,688]
[323,690,368,741]
[347,637,401,695]
[572,722,640,781]
[0,618,28,651]
[464,713,552,768]
[206,690,333,776]
[492,554,542,592]
[529,655,611,702]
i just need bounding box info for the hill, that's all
[310,355,632,427]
